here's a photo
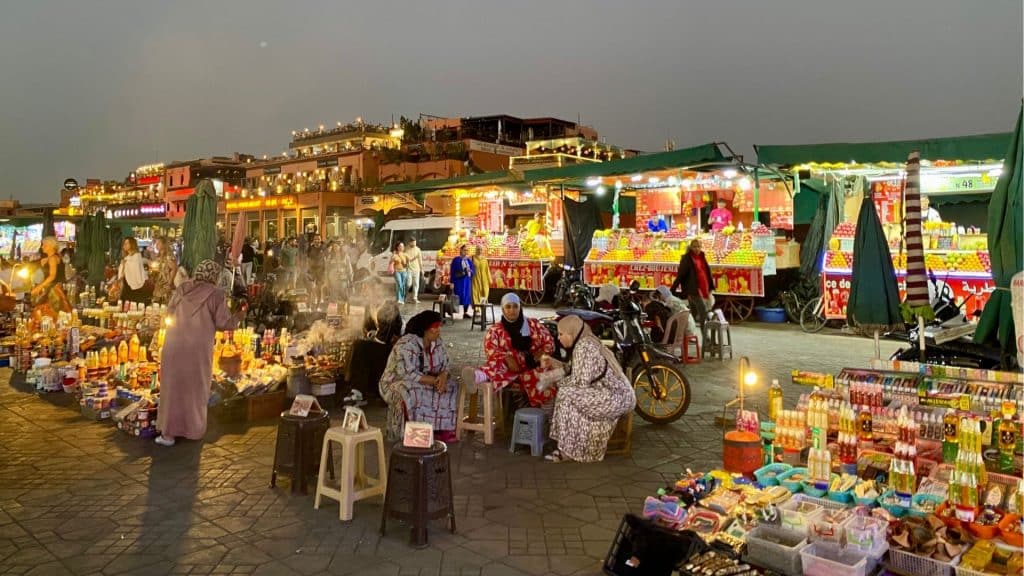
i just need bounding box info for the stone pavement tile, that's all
[479,564,530,576]
[546,555,600,575]
[100,554,166,575]
[23,562,73,576]
[279,552,332,575]
[461,523,509,541]
[501,555,549,575]
[250,561,301,576]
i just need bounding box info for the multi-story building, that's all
[165,155,251,220]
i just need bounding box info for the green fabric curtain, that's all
[974,104,1022,364]
[847,195,904,334]
[756,132,1012,166]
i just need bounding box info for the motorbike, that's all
[544,280,692,424]
[553,264,595,310]
[890,274,1016,370]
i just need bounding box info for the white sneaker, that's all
[155,435,175,447]
[413,298,419,303]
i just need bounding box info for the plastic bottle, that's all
[768,379,783,422]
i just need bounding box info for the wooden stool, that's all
[605,411,634,456]
[470,303,494,332]
[380,441,455,547]
[271,410,333,495]
[314,426,387,521]
[456,369,501,445]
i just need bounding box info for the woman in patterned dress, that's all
[378,311,460,443]
[471,292,555,408]
[542,315,636,463]
[149,237,179,305]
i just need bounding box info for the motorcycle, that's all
[553,264,595,310]
[544,280,692,424]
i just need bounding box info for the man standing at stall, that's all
[708,198,733,232]
[920,195,943,223]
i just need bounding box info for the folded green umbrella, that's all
[847,195,904,334]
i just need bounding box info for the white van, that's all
[366,216,477,290]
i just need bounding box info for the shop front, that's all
[220,191,356,244]
[757,131,1012,320]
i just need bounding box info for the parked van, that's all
[365,216,477,291]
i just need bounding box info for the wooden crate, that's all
[245,390,286,421]
[606,411,633,456]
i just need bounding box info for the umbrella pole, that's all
[874,330,880,360]
[917,316,926,363]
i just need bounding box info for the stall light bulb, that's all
[738,178,753,191]
[743,372,758,387]
[164,317,174,327]
[595,186,606,197]
[615,180,623,189]
[723,169,738,179]
[631,174,643,182]
[16,268,29,279]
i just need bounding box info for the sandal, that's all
[544,450,567,463]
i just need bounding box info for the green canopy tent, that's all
[74,215,92,271]
[847,195,904,337]
[974,105,1023,369]
[87,212,108,288]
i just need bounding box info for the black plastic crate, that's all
[603,514,706,576]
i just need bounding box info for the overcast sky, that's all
[0,0,1020,201]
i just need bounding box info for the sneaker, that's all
[398,300,405,305]
[154,435,175,447]
[412,298,419,303]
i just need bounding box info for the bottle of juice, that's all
[768,379,783,422]
[858,406,873,442]
[999,403,1018,473]
[943,411,960,462]
[128,334,140,362]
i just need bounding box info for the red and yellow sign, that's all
[226,195,297,211]
[583,261,764,297]
[822,270,994,320]
[436,257,545,292]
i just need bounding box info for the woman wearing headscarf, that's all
[541,315,636,462]
[595,283,619,312]
[470,246,491,306]
[470,292,556,407]
[155,260,246,446]
[378,310,459,442]
[449,245,475,318]
[646,285,689,342]
[148,237,179,305]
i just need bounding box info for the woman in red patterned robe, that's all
[477,292,555,406]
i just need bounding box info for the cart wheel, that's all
[520,290,544,306]
[723,297,753,323]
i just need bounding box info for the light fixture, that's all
[723,168,738,179]
[738,178,753,191]
[585,177,602,187]
[667,176,678,186]
[724,356,758,414]
[595,186,606,196]
[615,180,623,189]
[648,177,660,185]
[630,174,642,182]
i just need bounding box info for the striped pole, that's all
[904,151,930,310]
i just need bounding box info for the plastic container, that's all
[888,548,959,576]
[743,525,808,576]
[877,489,909,518]
[998,513,1022,547]
[755,307,787,323]
[910,493,946,518]
[842,515,888,556]
[827,485,854,505]
[754,462,792,486]
[966,518,1001,540]
[800,542,883,576]
[807,508,854,546]
[779,495,829,534]
[803,475,837,498]
[777,467,808,493]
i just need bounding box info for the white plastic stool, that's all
[314,426,387,521]
[456,367,501,445]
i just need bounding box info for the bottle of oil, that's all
[768,379,784,422]
[999,402,1018,473]
[858,406,873,442]
[943,411,960,463]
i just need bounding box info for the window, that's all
[247,212,260,240]
[301,208,318,235]
[264,211,279,242]
[284,216,297,238]
[418,228,449,251]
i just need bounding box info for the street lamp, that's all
[725,356,758,414]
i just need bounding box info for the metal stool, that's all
[470,303,494,332]
[380,441,455,547]
[510,407,546,457]
[315,426,387,521]
[432,296,454,324]
[271,410,333,495]
[702,319,733,360]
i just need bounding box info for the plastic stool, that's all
[456,368,500,445]
[471,303,494,332]
[702,319,733,360]
[271,410,333,495]
[509,407,546,457]
[380,441,455,547]
[682,334,701,364]
[432,297,454,324]
[314,426,387,521]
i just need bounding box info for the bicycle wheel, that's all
[781,291,802,324]
[800,296,827,333]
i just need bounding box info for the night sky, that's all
[0,0,1020,201]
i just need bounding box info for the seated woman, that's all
[379,311,460,443]
[542,315,636,463]
[472,293,555,408]
[646,285,689,341]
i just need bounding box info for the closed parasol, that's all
[847,195,904,337]
[181,179,219,275]
[901,151,935,360]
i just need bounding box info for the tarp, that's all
[756,132,1012,166]
[562,197,602,268]
[524,143,726,184]
[974,105,1023,366]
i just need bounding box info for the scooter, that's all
[552,264,595,310]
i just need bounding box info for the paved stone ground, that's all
[0,302,900,576]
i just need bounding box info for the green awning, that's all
[522,143,726,184]
[381,170,522,194]
[793,178,829,225]
[756,132,1012,166]
[928,193,991,206]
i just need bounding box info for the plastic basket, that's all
[803,476,835,498]
[878,489,909,518]
[909,493,946,518]
[808,507,855,546]
[602,514,706,576]
[754,462,793,486]
[800,542,883,576]
[777,467,809,493]
[842,515,888,556]
[887,548,959,576]
[742,525,808,576]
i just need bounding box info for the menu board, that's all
[478,199,504,233]
[738,180,791,213]
[636,189,682,224]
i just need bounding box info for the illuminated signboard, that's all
[225,195,297,211]
[109,204,167,219]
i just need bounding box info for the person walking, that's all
[471,246,491,306]
[670,239,714,329]
[449,245,475,318]
[391,242,409,304]
[405,237,422,303]
[116,237,150,305]
[154,260,245,446]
